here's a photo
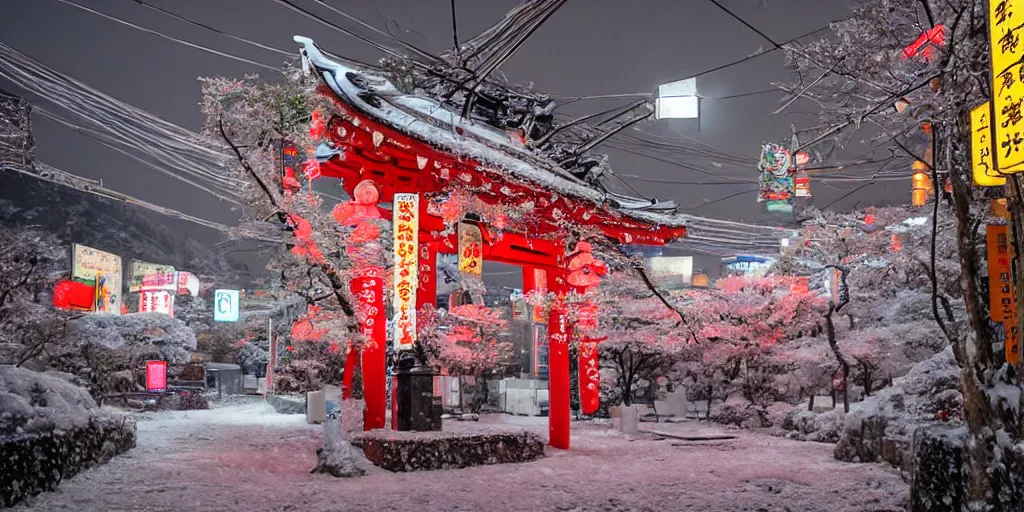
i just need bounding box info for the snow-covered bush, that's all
[833,347,961,468]
[38,313,197,397]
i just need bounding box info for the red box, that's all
[146,360,167,391]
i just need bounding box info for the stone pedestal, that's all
[395,364,441,432]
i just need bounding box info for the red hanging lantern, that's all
[332,180,382,226]
[566,242,607,290]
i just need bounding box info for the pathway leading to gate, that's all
[14,400,907,512]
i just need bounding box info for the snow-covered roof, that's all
[294,36,687,229]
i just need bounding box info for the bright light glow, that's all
[655,96,699,119]
[658,77,696,97]
[657,77,699,119]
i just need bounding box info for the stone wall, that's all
[1,416,136,507]
[353,431,544,472]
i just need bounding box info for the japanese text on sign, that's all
[986,224,1019,364]
[458,223,483,275]
[392,193,419,350]
[989,0,1024,172]
[971,102,1007,186]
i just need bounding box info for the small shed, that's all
[204,363,244,395]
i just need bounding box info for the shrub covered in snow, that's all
[832,347,961,468]
[0,365,136,506]
[35,313,198,397]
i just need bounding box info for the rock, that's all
[834,347,961,469]
[908,426,967,512]
[779,405,844,443]
[268,394,306,415]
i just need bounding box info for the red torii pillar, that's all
[350,268,387,430]
[547,271,571,450]
[523,265,570,449]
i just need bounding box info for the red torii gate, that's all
[296,36,686,449]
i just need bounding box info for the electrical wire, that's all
[53,0,280,71]
[0,43,243,203]
[133,0,295,57]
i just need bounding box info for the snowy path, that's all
[14,401,907,512]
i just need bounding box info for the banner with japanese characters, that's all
[392,193,419,351]
[129,260,175,291]
[458,222,483,275]
[988,0,1024,173]
[138,289,175,317]
[971,102,1006,186]
[986,224,1019,363]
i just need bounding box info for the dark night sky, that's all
[0,0,897,282]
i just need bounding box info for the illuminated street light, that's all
[656,77,699,119]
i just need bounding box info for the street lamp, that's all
[655,77,699,120]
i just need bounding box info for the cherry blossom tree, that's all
[684,275,827,411]
[418,303,512,412]
[591,271,694,408]
[201,70,387,478]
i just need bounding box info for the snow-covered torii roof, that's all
[294,36,688,245]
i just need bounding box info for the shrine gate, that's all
[295,36,687,449]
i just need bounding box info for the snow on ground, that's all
[14,399,907,512]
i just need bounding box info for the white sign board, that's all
[213,289,240,322]
[649,256,694,289]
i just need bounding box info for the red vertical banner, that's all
[575,301,601,416]
[547,299,570,449]
[532,269,548,323]
[416,241,437,311]
[351,268,387,430]
[987,224,1019,364]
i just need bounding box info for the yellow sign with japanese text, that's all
[457,223,483,275]
[971,102,1006,186]
[989,0,1024,172]
[392,193,419,351]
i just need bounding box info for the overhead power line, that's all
[133,0,294,57]
[53,0,280,70]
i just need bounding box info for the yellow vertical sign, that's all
[457,223,483,275]
[392,193,419,351]
[989,0,1024,172]
[972,102,1006,186]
